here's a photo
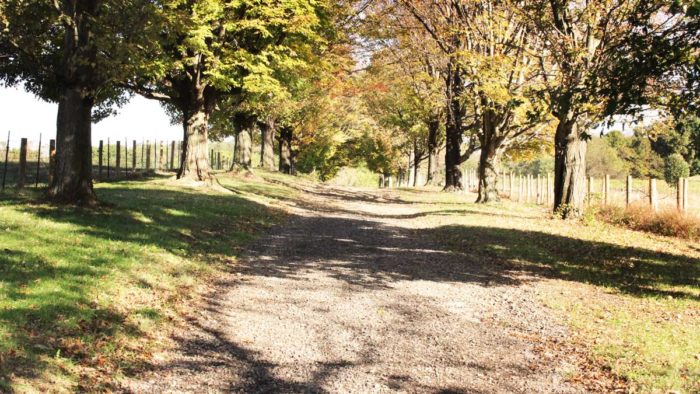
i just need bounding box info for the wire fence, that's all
[460,168,699,215]
[0,132,237,191]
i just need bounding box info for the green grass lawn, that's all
[395,189,700,393]
[0,172,292,392]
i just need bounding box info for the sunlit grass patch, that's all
[0,174,291,391]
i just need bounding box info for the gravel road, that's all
[121,185,583,393]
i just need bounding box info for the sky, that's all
[1,84,661,150]
[0,86,182,147]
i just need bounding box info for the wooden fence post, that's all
[116,140,121,176]
[587,176,593,205]
[677,177,683,212]
[170,141,175,170]
[108,138,112,179]
[48,139,56,185]
[146,142,151,170]
[124,138,128,176]
[518,174,523,202]
[509,172,514,199]
[217,151,222,170]
[35,133,42,187]
[132,140,137,171]
[2,131,10,191]
[604,175,610,205]
[159,141,165,170]
[18,138,27,188]
[98,140,104,179]
[626,175,632,207]
[649,178,658,212]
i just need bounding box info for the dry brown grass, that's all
[596,204,700,241]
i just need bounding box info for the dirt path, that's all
[122,184,583,393]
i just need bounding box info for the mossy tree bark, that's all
[259,118,276,171]
[279,126,293,174]
[443,61,465,191]
[48,86,97,205]
[178,100,213,182]
[553,113,587,217]
[425,118,440,186]
[476,109,504,203]
[47,1,102,205]
[234,128,253,169]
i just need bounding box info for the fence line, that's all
[456,167,697,215]
[0,135,238,191]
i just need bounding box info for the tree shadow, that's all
[235,213,698,300]
[432,225,700,300]
[0,182,280,391]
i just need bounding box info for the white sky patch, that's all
[0,86,182,147]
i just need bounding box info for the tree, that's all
[664,153,690,186]
[128,0,327,182]
[1,0,155,204]
[628,133,664,178]
[522,0,679,216]
[398,1,480,191]
[360,1,446,186]
[460,1,551,203]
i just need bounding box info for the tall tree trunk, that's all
[554,115,587,217]
[413,139,421,187]
[443,59,464,191]
[178,104,212,182]
[476,110,501,203]
[444,124,463,191]
[47,86,96,204]
[259,118,276,170]
[279,126,293,174]
[425,118,440,186]
[231,131,238,168]
[234,129,252,169]
[47,1,100,205]
[407,150,414,187]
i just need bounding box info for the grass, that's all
[392,189,700,393]
[1,170,698,392]
[0,171,294,392]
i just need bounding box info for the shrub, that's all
[597,204,700,241]
[663,153,690,187]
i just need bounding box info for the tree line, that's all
[353,0,700,217]
[1,0,699,218]
[1,0,360,204]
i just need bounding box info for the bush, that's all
[330,166,381,187]
[663,153,690,187]
[597,204,700,241]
